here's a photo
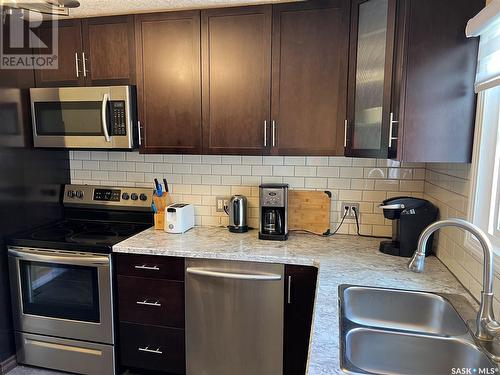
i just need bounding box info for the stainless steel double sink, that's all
[339,285,498,374]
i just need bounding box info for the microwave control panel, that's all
[111,101,127,136]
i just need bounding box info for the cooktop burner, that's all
[10,219,152,253]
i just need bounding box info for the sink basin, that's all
[345,327,495,375]
[343,286,468,336]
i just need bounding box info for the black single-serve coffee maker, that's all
[259,183,288,241]
[379,196,438,257]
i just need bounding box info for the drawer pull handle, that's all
[136,299,161,307]
[134,265,160,271]
[138,346,163,355]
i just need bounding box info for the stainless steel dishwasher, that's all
[186,259,284,375]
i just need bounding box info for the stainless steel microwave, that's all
[30,86,139,149]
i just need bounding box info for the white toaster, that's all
[164,203,195,233]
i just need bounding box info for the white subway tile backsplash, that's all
[295,166,317,177]
[153,163,173,173]
[242,156,263,165]
[91,151,109,161]
[100,161,118,171]
[263,156,284,165]
[273,165,295,176]
[232,165,252,176]
[284,156,306,166]
[183,155,202,164]
[73,151,91,160]
[69,151,427,238]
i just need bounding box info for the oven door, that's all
[30,86,136,149]
[8,247,114,345]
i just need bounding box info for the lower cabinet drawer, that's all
[118,275,185,328]
[119,322,185,374]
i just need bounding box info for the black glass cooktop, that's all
[8,219,152,253]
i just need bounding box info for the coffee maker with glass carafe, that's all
[259,183,288,241]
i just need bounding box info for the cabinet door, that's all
[135,11,202,154]
[345,0,397,158]
[271,0,349,156]
[34,20,84,87]
[202,6,272,155]
[81,16,136,86]
[283,265,318,375]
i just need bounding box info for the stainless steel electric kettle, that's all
[225,195,248,233]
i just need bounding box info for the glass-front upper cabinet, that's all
[345,0,397,158]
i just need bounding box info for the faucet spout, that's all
[408,218,498,341]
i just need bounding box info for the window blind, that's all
[466,0,500,92]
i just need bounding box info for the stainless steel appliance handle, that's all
[287,276,292,304]
[388,112,398,147]
[272,120,276,147]
[137,300,161,307]
[344,120,348,148]
[264,120,267,147]
[101,93,111,142]
[379,203,405,210]
[8,248,109,266]
[138,347,163,355]
[186,267,282,281]
[134,265,159,271]
[26,339,102,356]
[82,52,88,77]
[75,52,80,78]
[138,120,142,146]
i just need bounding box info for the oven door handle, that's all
[8,248,109,266]
[102,93,111,143]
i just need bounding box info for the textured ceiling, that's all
[67,0,297,17]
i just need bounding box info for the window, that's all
[467,0,500,253]
[470,87,500,252]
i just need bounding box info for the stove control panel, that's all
[63,184,153,211]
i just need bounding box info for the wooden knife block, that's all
[153,193,173,230]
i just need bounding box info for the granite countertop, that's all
[113,226,471,375]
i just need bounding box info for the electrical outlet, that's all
[216,196,230,213]
[341,202,360,219]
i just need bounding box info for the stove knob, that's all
[139,193,148,201]
[130,193,138,201]
[67,190,75,198]
[75,190,84,199]
[122,193,130,200]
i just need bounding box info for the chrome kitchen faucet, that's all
[409,218,500,342]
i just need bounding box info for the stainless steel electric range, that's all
[7,184,153,375]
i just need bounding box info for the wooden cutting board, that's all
[288,190,332,235]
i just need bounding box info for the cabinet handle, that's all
[82,52,89,77]
[75,52,80,78]
[388,112,398,148]
[344,120,348,148]
[287,275,292,304]
[136,299,162,307]
[263,120,268,147]
[138,121,142,146]
[138,346,163,355]
[134,264,159,271]
[272,120,276,147]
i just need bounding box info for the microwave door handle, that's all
[101,93,111,143]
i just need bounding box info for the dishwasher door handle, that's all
[186,267,282,281]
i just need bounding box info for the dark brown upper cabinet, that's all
[81,16,136,86]
[35,16,135,87]
[34,19,84,87]
[271,0,349,156]
[345,0,482,162]
[201,6,272,155]
[135,11,202,154]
